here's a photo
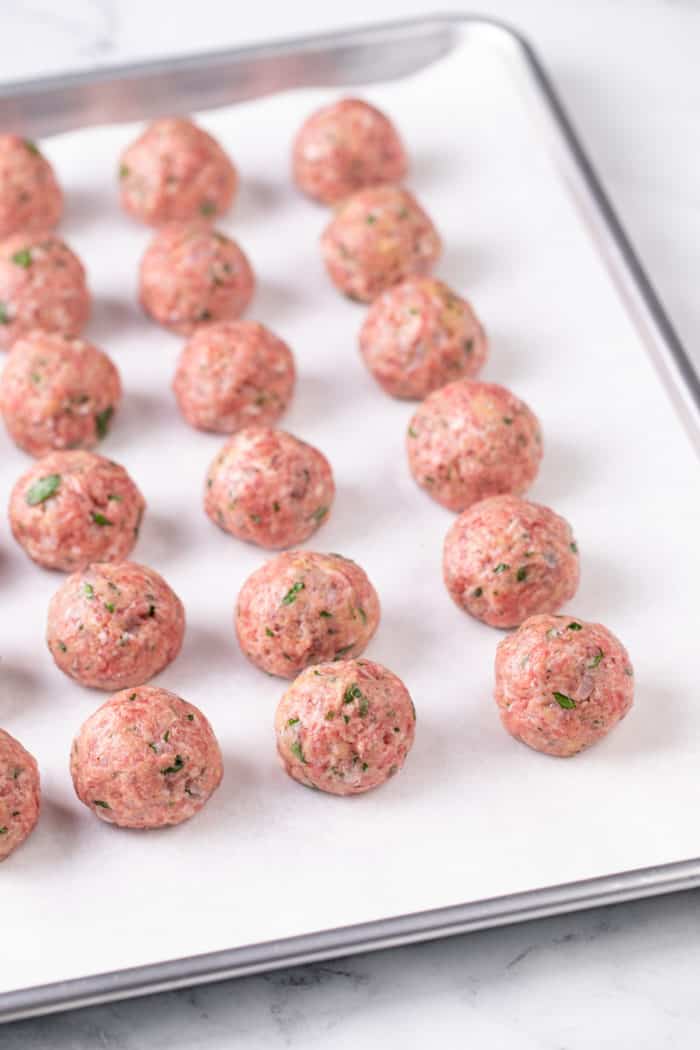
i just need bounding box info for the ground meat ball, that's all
[205,426,335,549]
[292,98,407,205]
[0,729,40,862]
[0,232,90,350]
[139,221,255,334]
[359,277,488,399]
[172,320,295,433]
[407,380,543,512]
[47,561,185,690]
[494,614,634,757]
[321,185,441,302]
[0,331,121,456]
[443,496,580,628]
[70,686,222,828]
[236,551,380,677]
[119,117,238,226]
[9,450,145,571]
[275,658,415,795]
[0,135,62,239]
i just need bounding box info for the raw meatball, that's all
[139,221,255,334]
[443,496,580,628]
[0,331,121,456]
[205,426,334,549]
[274,658,415,795]
[360,277,488,399]
[321,185,441,302]
[293,98,407,205]
[70,686,222,828]
[47,561,185,690]
[0,232,89,350]
[236,551,380,677]
[119,116,237,225]
[0,135,62,239]
[173,320,295,433]
[407,379,542,512]
[494,614,634,757]
[0,729,40,862]
[9,450,145,572]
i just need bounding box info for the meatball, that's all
[292,98,407,205]
[359,277,488,399]
[47,561,185,690]
[0,234,89,352]
[139,221,255,335]
[321,185,441,302]
[0,331,121,456]
[173,320,295,433]
[0,135,62,239]
[443,496,580,628]
[205,426,335,549]
[407,380,543,512]
[119,117,237,226]
[236,551,380,677]
[274,658,415,795]
[70,686,222,828]
[0,729,40,862]
[494,614,634,757]
[9,450,145,572]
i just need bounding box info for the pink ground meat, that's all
[70,686,222,828]
[0,135,62,239]
[236,550,380,677]
[292,98,407,205]
[443,495,580,628]
[139,221,255,334]
[494,614,634,757]
[359,276,488,399]
[321,185,441,302]
[47,560,185,690]
[0,232,90,350]
[9,450,145,571]
[0,729,40,862]
[119,116,237,226]
[172,319,295,433]
[407,379,543,512]
[0,331,121,456]
[205,426,335,549]
[275,658,415,795]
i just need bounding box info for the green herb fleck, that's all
[358,696,369,717]
[287,717,300,727]
[361,762,369,771]
[273,500,280,512]
[366,213,377,224]
[516,567,528,582]
[108,492,122,501]
[493,563,509,574]
[200,200,216,216]
[104,601,115,613]
[129,693,137,700]
[552,691,576,710]
[290,740,306,764]
[265,627,275,638]
[567,622,582,631]
[95,406,113,439]
[91,511,113,526]
[408,426,418,438]
[0,302,9,324]
[472,587,483,598]
[317,610,333,620]
[12,248,32,268]
[0,827,7,835]
[93,800,110,809]
[588,648,604,669]
[163,730,170,743]
[119,164,129,179]
[83,582,95,599]
[148,604,156,617]
[58,641,67,652]
[570,542,579,554]
[502,416,513,425]
[250,513,261,524]
[343,683,364,705]
[24,139,40,155]
[311,506,328,523]
[357,607,367,625]
[325,710,336,720]
[25,473,61,505]
[464,338,474,354]
[624,667,634,677]
[334,645,353,660]
[282,581,305,605]
[160,754,184,775]
[148,742,158,753]
[187,713,194,721]
[343,715,350,724]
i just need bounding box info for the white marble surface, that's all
[3,0,700,1045]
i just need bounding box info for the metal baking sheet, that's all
[2,14,699,1023]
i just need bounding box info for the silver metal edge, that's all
[2,11,699,1023]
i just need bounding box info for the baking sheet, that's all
[2,20,700,1003]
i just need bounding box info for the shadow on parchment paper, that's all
[88,293,153,347]
[232,174,289,229]
[173,622,239,687]
[136,509,196,568]
[0,663,45,723]
[62,184,119,236]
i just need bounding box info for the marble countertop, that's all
[4,0,700,1045]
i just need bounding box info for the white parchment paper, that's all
[1,39,699,994]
